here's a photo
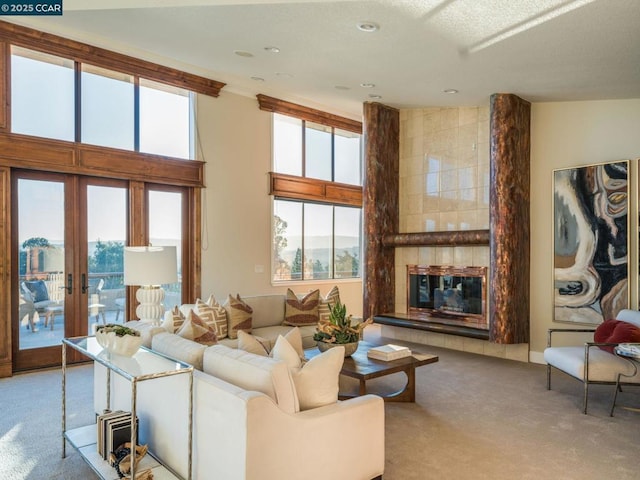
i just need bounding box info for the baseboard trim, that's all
[0,361,12,378]
[529,350,545,365]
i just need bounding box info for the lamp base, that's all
[135,286,166,325]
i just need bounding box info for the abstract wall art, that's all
[553,160,629,324]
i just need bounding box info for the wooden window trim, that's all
[0,132,204,188]
[269,172,362,207]
[0,20,225,97]
[257,94,362,134]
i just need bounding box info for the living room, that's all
[1,1,640,479]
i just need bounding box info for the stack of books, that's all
[96,410,139,461]
[367,344,412,361]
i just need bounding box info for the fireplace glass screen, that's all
[407,265,487,323]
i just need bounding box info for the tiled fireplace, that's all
[407,264,488,331]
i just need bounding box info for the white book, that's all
[367,344,412,361]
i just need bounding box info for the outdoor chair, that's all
[20,280,55,332]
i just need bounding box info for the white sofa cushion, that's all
[125,321,166,348]
[244,294,286,329]
[152,331,208,370]
[544,346,640,383]
[203,344,299,413]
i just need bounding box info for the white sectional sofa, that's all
[94,330,385,480]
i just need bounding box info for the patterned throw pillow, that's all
[283,289,320,326]
[318,286,340,322]
[224,294,253,339]
[176,310,218,346]
[197,297,228,339]
[162,305,185,333]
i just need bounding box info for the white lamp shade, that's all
[124,246,178,286]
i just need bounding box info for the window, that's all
[81,64,135,150]
[140,79,194,160]
[267,103,362,283]
[11,47,75,141]
[10,46,195,160]
[273,200,361,281]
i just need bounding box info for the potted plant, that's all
[95,323,142,357]
[313,300,372,356]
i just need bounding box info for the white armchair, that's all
[544,309,640,413]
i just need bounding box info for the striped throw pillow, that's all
[318,286,340,322]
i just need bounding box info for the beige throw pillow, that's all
[225,294,253,339]
[176,310,218,346]
[271,334,303,370]
[237,330,269,356]
[283,289,320,326]
[318,285,340,322]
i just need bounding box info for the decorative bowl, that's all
[317,340,359,357]
[95,330,143,357]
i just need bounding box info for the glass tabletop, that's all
[63,336,192,381]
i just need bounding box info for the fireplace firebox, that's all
[407,265,488,330]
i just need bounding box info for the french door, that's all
[12,171,128,370]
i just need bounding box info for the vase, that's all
[317,340,359,357]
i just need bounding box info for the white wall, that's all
[195,91,363,315]
[529,99,640,360]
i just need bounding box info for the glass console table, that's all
[62,336,194,480]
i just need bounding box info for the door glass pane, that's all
[334,129,361,185]
[82,65,135,150]
[304,203,332,280]
[273,114,302,176]
[148,190,182,309]
[87,185,127,332]
[11,46,75,142]
[334,206,361,278]
[305,122,332,181]
[140,79,192,159]
[18,179,65,350]
[273,200,302,281]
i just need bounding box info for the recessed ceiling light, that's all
[251,76,265,82]
[335,85,350,90]
[368,94,382,99]
[234,50,254,58]
[360,83,375,88]
[444,89,459,94]
[264,46,280,53]
[357,21,379,32]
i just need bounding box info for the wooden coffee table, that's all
[305,341,439,402]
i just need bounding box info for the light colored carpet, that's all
[1,333,638,480]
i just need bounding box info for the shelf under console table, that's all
[62,336,194,480]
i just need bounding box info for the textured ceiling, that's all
[6,0,640,118]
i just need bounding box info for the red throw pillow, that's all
[594,319,640,353]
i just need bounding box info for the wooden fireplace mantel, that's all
[382,230,490,247]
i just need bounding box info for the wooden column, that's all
[490,94,531,344]
[362,102,399,320]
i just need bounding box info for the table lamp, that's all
[124,246,177,324]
